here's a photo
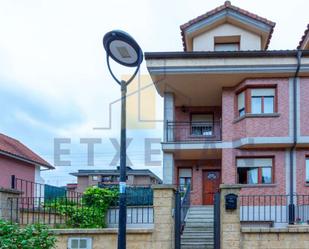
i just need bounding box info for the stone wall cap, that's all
[50,228,154,235]
[152,184,176,190]
[220,184,242,190]
[0,187,22,194]
[241,226,309,233]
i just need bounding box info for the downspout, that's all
[289,50,302,224]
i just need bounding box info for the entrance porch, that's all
[175,158,222,206]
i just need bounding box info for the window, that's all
[214,35,240,51]
[237,158,273,184]
[237,92,245,117]
[179,168,192,191]
[251,89,275,114]
[191,114,214,136]
[68,237,92,249]
[306,158,309,183]
[92,175,99,181]
[215,43,240,51]
[237,88,276,117]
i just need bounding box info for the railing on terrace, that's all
[240,194,309,225]
[166,121,222,142]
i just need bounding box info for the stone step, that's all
[181,242,214,249]
[182,234,214,239]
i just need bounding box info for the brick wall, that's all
[300,77,309,136]
[222,149,287,195]
[222,78,290,141]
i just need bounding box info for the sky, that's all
[0,0,308,186]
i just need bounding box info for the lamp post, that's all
[103,30,143,249]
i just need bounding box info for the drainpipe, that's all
[289,50,302,224]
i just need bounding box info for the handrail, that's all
[180,184,191,231]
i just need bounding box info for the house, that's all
[70,167,162,193]
[145,1,309,206]
[0,133,54,189]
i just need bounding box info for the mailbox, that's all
[225,193,238,210]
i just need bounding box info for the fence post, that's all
[220,184,241,249]
[11,175,16,189]
[214,192,221,249]
[174,190,181,249]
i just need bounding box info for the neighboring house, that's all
[145,1,309,206]
[298,24,309,50]
[70,167,162,193]
[0,133,54,189]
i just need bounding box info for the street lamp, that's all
[103,30,143,249]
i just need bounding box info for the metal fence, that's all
[166,121,222,142]
[175,184,191,249]
[11,175,82,199]
[107,186,154,227]
[8,186,154,228]
[240,194,309,225]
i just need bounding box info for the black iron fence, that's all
[175,184,191,249]
[107,189,153,226]
[166,121,222,142]
[8,185,154,228]
[240,194,309,225]
[11,175,82,199]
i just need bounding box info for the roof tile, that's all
[180,1,275,51]
[0,133,53,169]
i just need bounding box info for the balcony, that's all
[165,120,222,143]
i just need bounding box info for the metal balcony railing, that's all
[166,120,222,142]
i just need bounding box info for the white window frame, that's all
[68,237,92,249]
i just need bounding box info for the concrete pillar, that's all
[163,153,174,184]
[0,187,21,222]
[220,184,242,249]
[163,92,175,142]
[152,184,176,249]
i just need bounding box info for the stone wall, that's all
[0,187,21,221]
[220,184,309,249]
[53,228,153,249]
[52,185,175,249]
[242,226,309,249]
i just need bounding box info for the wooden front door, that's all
[203,170,221,205]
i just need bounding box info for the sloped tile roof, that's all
[298,24,309,49]
[0,133,53,169]
[180,1,276,51]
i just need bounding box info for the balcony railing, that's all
[166,120,222,142]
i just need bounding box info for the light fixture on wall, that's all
[196,165,199,171]
[181,105,187,113]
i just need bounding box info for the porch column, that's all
[163,92,174,142]
[163,153,174,184]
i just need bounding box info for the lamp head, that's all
[103,30,143,67]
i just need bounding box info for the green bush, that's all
[45,186,118,228]
[0,220,57,249]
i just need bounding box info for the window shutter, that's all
[179,168,192,178]
[238,92,245,110]
[251,89,275,97]
[191,114,213,122]
[237,158,273,168]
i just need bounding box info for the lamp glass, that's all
[109,40,138,65]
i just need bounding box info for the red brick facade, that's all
[172,77,309,205]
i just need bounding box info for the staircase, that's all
[181,206,214,249]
